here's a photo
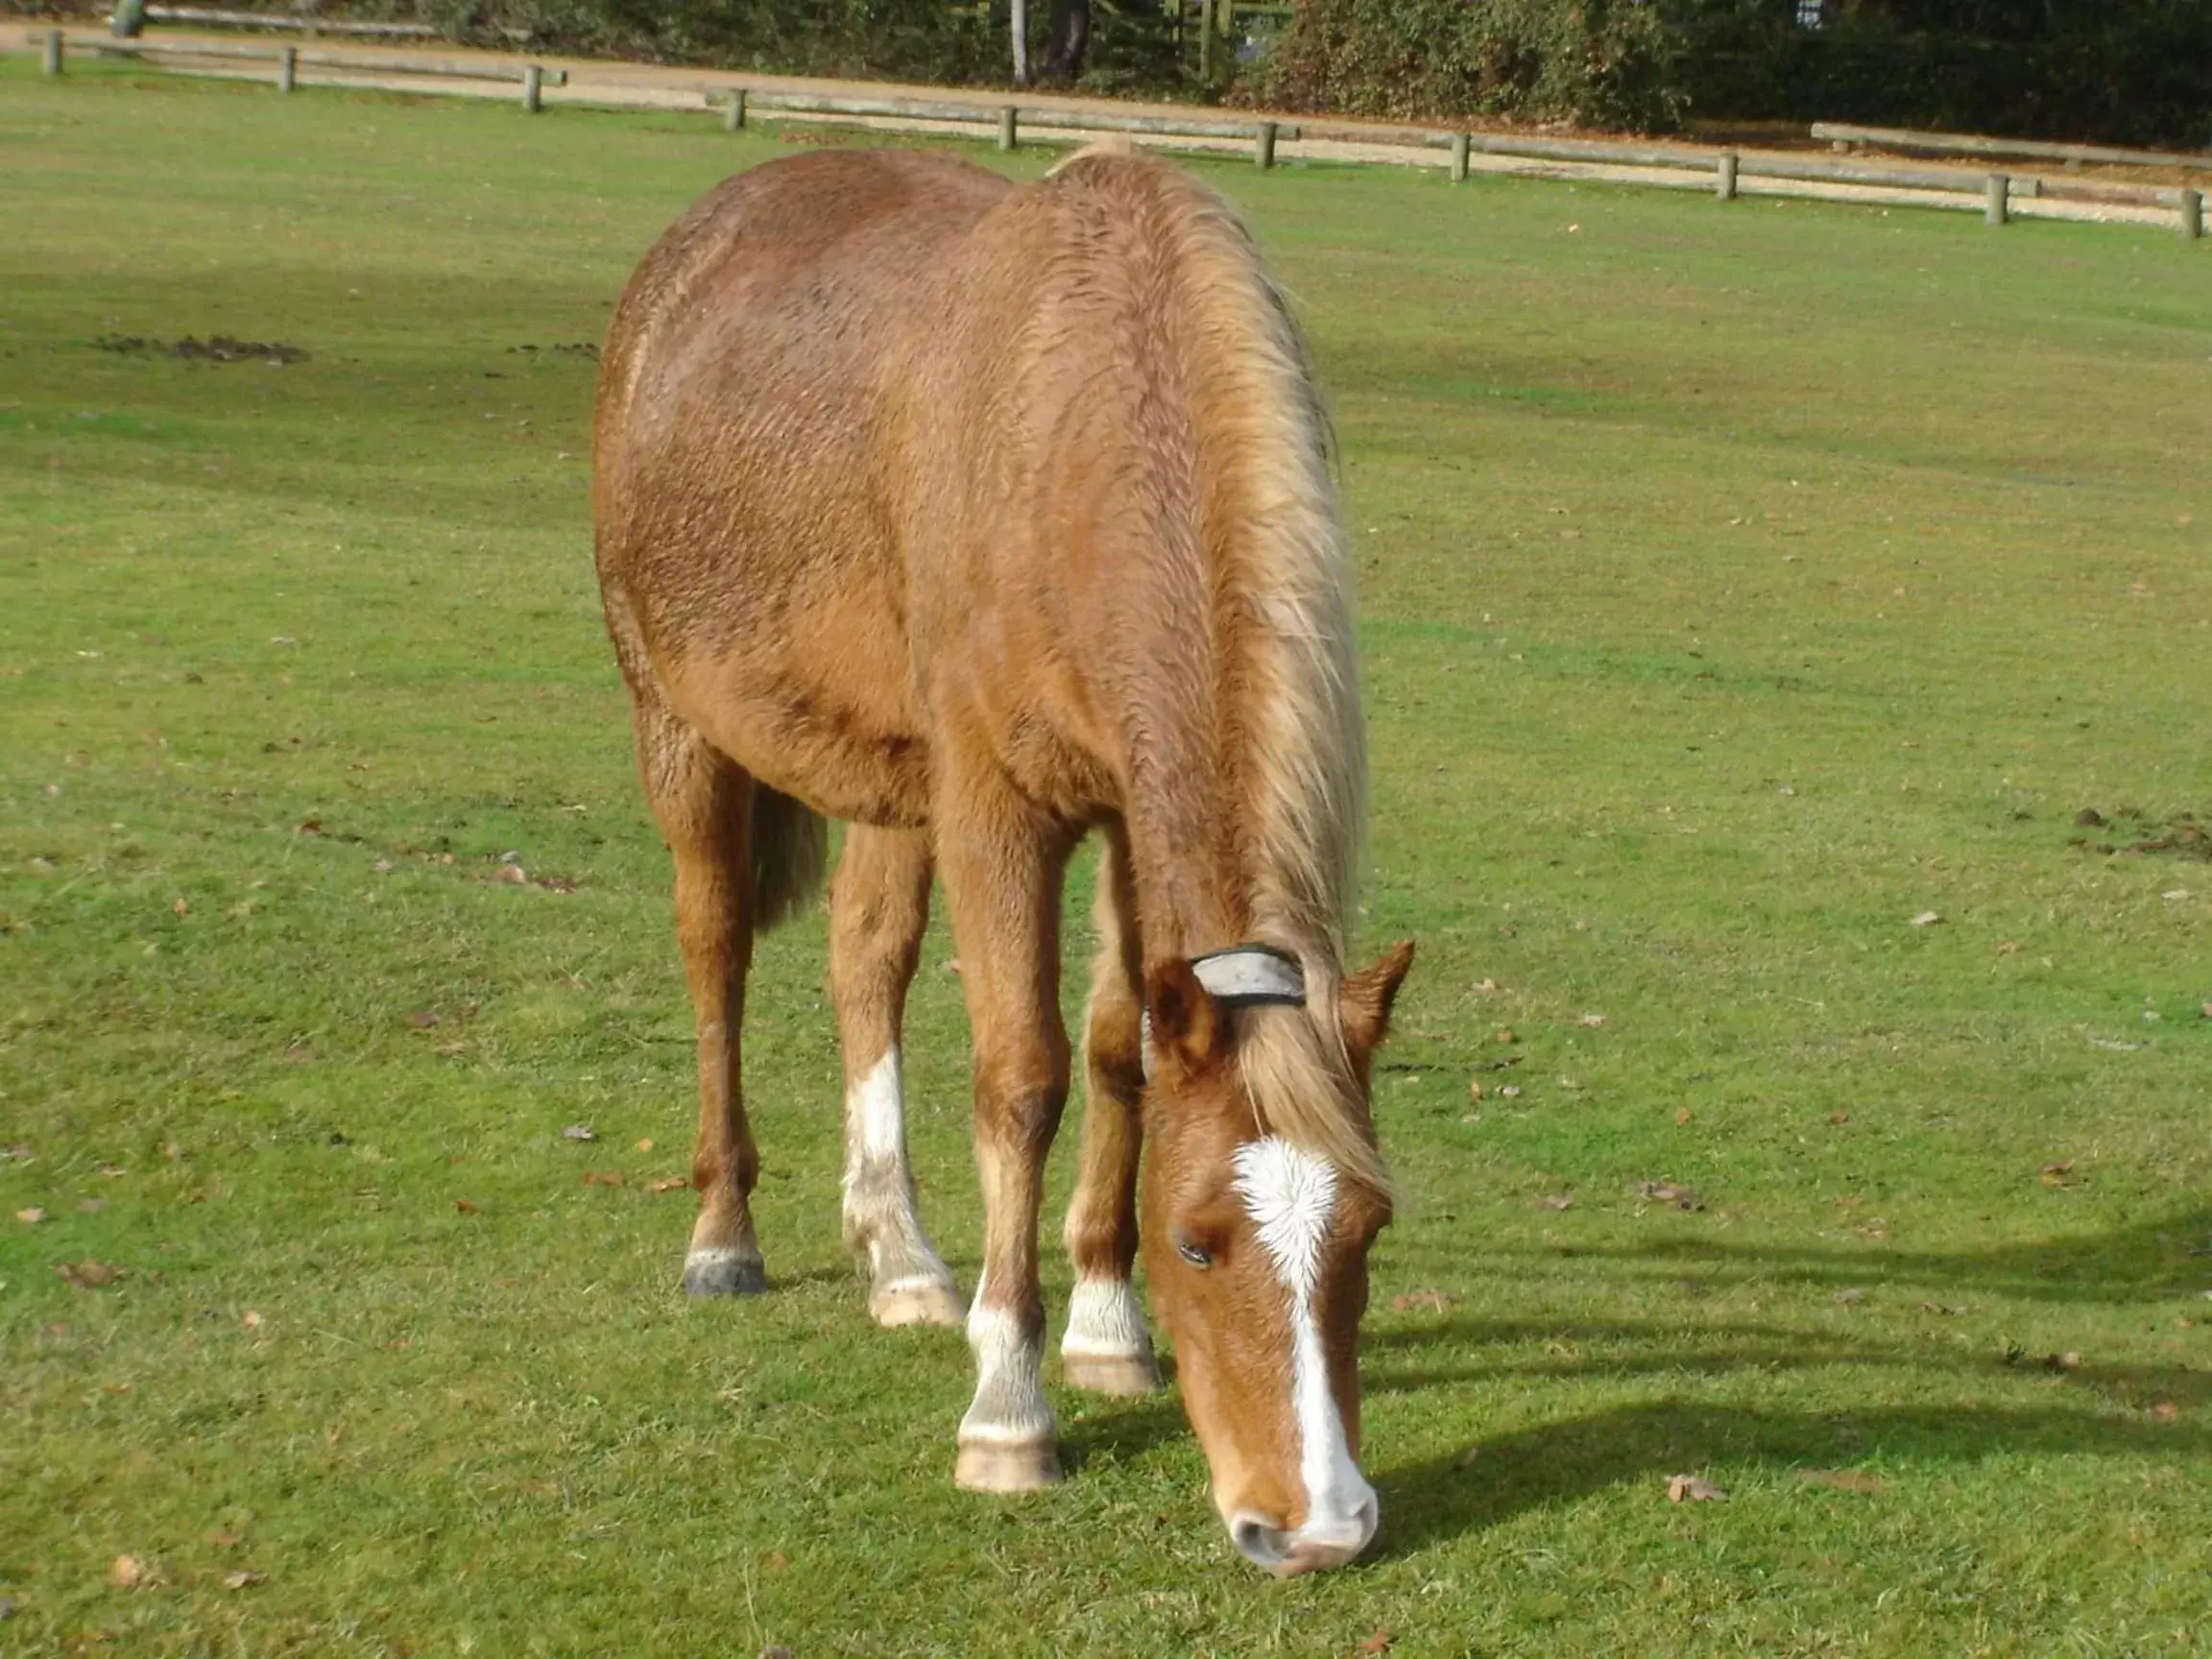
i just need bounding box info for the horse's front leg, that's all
[937,797,1074,1492]
[1061,820,1161,1394]
[830,824,964,1328]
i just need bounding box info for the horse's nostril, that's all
[1230,1513,1289,1570]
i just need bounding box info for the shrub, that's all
[1254,0,1686,132]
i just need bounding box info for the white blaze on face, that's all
[1230,1136,1376,1540]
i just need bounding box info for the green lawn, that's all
[2,58,2207,1657]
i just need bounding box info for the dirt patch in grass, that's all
[92,333,308,364]
[2070,807,2211,862]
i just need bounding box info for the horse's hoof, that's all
[955,1438,1063,1493]
[681,1247,767,1298]
[1062,1350,1162,1395]
[870,1275,966,1329]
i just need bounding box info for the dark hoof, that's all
[682,1248,766,1298]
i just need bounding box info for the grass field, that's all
[3,56,2208,1657]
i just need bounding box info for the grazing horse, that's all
[593,143,1413,1575]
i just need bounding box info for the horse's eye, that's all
[1176,1239,1213,1269]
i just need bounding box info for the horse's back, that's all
[593,151,1011,823]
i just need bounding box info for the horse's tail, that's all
[751,785,828,931]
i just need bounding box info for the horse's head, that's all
[1138,940,1413,1575]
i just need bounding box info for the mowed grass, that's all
[3,58,2209,1657]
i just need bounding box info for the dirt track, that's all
[20,24,2200,231]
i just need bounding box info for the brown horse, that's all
[593,142,1412,1575]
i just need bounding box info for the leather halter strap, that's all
[1141,944,1308,1081]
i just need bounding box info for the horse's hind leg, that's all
[1060,822,1161,1394]
[830,824,963,1328]
[634,695,767,1297]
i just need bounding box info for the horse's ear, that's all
[1146,958,1224,1074]
[1340,940,1415,1055]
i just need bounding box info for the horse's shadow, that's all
[1060,1204,2212,1552]
[1371,1396,2209,1560]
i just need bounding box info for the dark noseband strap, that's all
[1142,945,1308,1081]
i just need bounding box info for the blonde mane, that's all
[1069,155,1382,1193]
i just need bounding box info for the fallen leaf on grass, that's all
[635,1138,655,1153]
[241,1310,263,1331]
[1634,1181,1704,1211]
[493,864,529,885]
[1358,1631,1393,1655]
[222,1571,265,1591]
[582,1170,624,1188]
[1995,940,2021,956]
[110,1554,151,1589]
[454,1200,480,1215]
[1389,1289,1455,1313]
[1474,978,1500,995]
[206,1528,241,1550]
[1578,1012,1605,1027]
[1800,1469,1887,1495]
[16,1208,45,1225]
[2042,1350,2081,1373]
[1829,1110,1850,1125]
[562,1124,597,1142]
[58,1261,121,1289]
[1919,1302,1965,1316]
[2040,1161,2076,1187]
[1666,1475,1726,1503]
[1909,911,1942,927]
[406,1010,439,1029]
[1532,1192,1574,1212]
[1466,1079,1482,1103]
[1674,1107,1694,1125]
[1833,1287,1865,1306]
[2152,1401,2180,1422]
[1499,1084,1522,1099]
[762,1551,788,1571]
[647,1175,688,1194]
[1494,1028,1516,1045]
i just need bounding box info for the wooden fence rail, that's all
[92,37,565,87]
[1811,121,2212,176]
[715,85,1296,150]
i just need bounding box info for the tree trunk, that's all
[1011,0,1030,86]
[1036,0,1092,84]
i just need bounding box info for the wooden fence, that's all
[22,27,2208,241]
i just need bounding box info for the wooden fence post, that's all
[1717,150,1739,201]
[2182,188,2204,242]
[725,88,746,132]
[1255,121,1276,171]
[42,27,63,75]
[1450,132,1469,183]
[278,45,297,93]
[1985,173,2008,226]
[998,105,1018,151]
[1197,0,1212,80]
[521,63,541,113]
